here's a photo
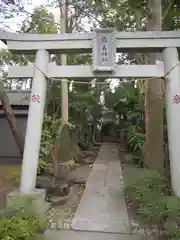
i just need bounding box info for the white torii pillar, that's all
[20,50,49,194]
[163,47,180,197]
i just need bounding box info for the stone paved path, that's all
[44,143,152,240]
[44,230,147,240]
[71,143,130,234]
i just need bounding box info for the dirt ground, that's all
[0,146,97,229]
[48,164,92,229]
[0,164,21,209]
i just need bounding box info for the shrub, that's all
[125,169,180,239]
[125,169,165,206]
[120,125,145,165]
[0,196,49,240]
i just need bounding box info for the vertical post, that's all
[163,47,180,197]
[20,50,49,194]
[61,0,68,122]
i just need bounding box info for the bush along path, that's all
[110,82,180,239]
[117,88,180,239]
[122,148,180,240]
[0,196,49,240]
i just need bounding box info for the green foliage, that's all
[68,85,102,145]
[38,115,61,172]
[125,169,180,239]
[39,114,75,171]
[21,6,58,33]
[0,196,48,240]
[107,85,145,163]
[125,169,165,205]
[126,125,144,152]
[0,6,58,90]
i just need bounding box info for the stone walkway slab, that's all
[71,143,130,234]
[44,230,148,240]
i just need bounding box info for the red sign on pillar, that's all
[31,94,40,103]
[173,94,180,104]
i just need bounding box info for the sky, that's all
[0,0,61,47]
[0,0,92,48]
[0,0,91,48]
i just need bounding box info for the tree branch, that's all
[162,0,173,22]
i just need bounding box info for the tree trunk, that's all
[144,0,164,169]
[0,87,24,157]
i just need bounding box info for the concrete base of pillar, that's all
[7,188,51,213]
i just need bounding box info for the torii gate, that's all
[1,28,180,197]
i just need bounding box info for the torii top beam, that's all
[1,29,180,54]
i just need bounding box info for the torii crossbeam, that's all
[1,28,180,198]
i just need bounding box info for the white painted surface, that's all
[20,49,49,194]
[6,39,92,54]
[7,39,180,53]
[2,31,180,53]
[8,64,165,79]
[61,61,69,122]
[163,47,180,197]
[92,28,116,72]
[2,30,180,42]
[60,0,68,123]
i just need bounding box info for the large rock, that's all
[36,176,69,197]
[57,124,72,163]
[53,162,70,181]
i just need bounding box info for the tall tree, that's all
[21,6,58,33]
[144,0,164,169]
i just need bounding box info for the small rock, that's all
[131,220,139,229]
[63,223,70,229]
[50,222,57,229]
[145,228,153,236]
[84,157,94,164]
[64,219,72,224]
[136,228,146,236]
[67,185,80,205]
[57,221,63,229]
[48,196,68,205]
